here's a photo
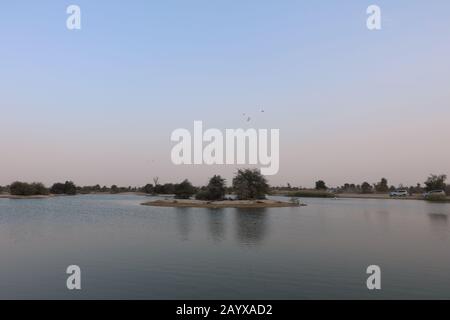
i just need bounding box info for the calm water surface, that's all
[0,194,449,299]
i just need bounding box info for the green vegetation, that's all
[375,178,389,193]
[425,193,447,202]
[154,183,175,194]
[196,175,226,201]
[2,172,448,201]
[361,182,373,194]
[142,184,154,194]
[232,169,269,200]
[174,179,196,199]
[50,181,77,195]
[315,180,327,190]
[9,182,49,196]
[424,174,447,192]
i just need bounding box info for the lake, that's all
[0,194,449,299]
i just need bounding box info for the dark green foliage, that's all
[424,174,447,192]
[10,181,49,196]
[195,175,226,201]
[174,179,196,199]
[110,185,119,194]
[50,181,77,195]
[361,182,373,194]
[375,178,389,193]
[315,180,327,190]
[154,183,175,194]
[142,184,154,194]
[232,169,269,200]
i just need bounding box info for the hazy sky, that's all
[1,1,449,187]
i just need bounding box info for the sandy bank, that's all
[0,194,54,199]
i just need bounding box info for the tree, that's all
[174,179,196,199]
[50,183,65,194]
[232,169,269,200]
[142,184,154,194]
[154,183,175,194]
[375,178,389,193]
[10,182,49,196]
[361,182,373,194]
[315,180,327,190]
[50,181,77,195]
[424,174,447,192]
[196,175,226,201]
[110,185,119,194]
[64,181,77,195]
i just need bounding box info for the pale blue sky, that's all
[1,1,449,187]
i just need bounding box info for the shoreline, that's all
[0,194,54,199]
[142,199,304,208]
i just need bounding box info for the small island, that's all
[142,169,305,208]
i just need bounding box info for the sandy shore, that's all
[337,193,450,201]
[142,199,305,208]
[0,194,54,199]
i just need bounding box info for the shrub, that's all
[424,174,447,192]
[195,175,226,201]
[315,180,327,190]
[232,169,269,200]
[10,182,49,196]
[50,181,77,195]
[174,179,196,199]
[425,194,447,202]
[142,184,154,194]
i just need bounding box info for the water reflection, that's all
[428,213,449,240]
[234,208,268,246]
[206,209,226,242]
[175,208,192,241]
[376,210,390,230]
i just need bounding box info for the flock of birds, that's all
[149,107,266,165]
[243,108,264,122]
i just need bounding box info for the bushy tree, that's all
[375,178,389,193]
[424,174,447,192]
[110,185,119,194]
[51,181,77,195]
[142,184,154,194]
[10,182,49,196]
[154,183,175,194]
[361,182,373,194]
[232,169,269,200]
[196,175,226,201]
[315,180,327,190]
[174,179,196,199]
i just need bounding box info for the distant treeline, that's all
[0,169,270,201]
[1,173,448,198]
[272,174,449,195]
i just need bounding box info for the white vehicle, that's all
[389,190,409,197]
